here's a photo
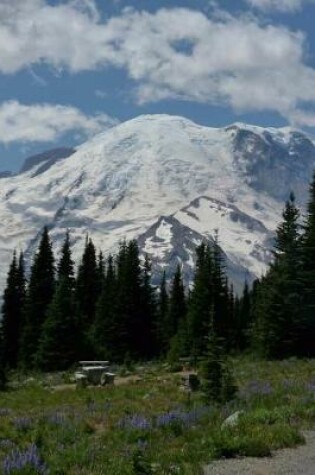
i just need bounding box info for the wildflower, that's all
[117,414,152,430]
[2,443,48,474]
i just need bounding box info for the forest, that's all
[0,172,314,382]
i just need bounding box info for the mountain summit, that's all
[0,114,314,293]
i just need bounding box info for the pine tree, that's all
[75,236,99,333]
[57,231,74,284]
[200,310,237,403]
[186,243,213,358]
[166,265,186,345]
[236,281,251,351]
[97,251,106,294]
[212,234,231,349]
[252,194,302,358]
[140,254,157,358]
[36,277,78,371]
[157,271,169,355]
[0,330,7,390]
[1,251,25,368]
[92,255,120,360]
[36,232,78,370]
[19,227,55,367]
[300,172,315,356]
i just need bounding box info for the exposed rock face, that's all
[0,114,313,295]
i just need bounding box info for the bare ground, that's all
[204,430,315,475]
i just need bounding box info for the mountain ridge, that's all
[0,114,314,295]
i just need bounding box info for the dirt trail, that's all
[204,431,315,475]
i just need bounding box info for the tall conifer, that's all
[1,251,25,368]
[300,173,315,356]
[36,232,78,370]
[19,227,55,367]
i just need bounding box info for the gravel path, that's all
[204,431,315,475]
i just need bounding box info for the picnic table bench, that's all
[75,361,115,388]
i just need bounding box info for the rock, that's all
[221,410,244,428]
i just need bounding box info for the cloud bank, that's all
[245,0,315,12]
[1,1,315,128]
[0,101,117,144]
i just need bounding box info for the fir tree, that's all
[57,231,74,284]
[0,330,7,390]
[166,265,186,344]
[157,271,169,354]
[300,172,315,356]
[1,251,25,368]
[36,232,78,370]
[252,194,302,358]
[92,255,120,360]
[186,243,213,358]
[75,236,99,331]
[36,276,78,371]
[140,254,157,358]
[200,310,237,403]
[19,227,55,367]
[212,233,231,349]
[236,281,251,351]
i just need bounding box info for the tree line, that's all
[0,172,314,375]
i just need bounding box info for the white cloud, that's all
[0,101,117,144]
[1,2,315,127]
[245,0,315,12]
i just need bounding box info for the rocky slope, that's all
[0,114,314,294]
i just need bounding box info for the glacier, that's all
[0,114,314,294]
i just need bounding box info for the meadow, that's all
[0,357,314,474]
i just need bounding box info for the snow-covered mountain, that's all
[0,114,314,294]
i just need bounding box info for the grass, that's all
[0,357,314,474]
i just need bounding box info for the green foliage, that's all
[0,357,313,473]
[300,172,315,356]
[252,194,304,358]
[19,227,55,368]
[1,252,25,369]
[200,320,237,404]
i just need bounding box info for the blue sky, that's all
[1,0,315,171]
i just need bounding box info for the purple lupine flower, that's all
[155,406,210,428]
[240,380,273,399]
[2,443,49,474]
[0,408,12,416]
[46,411,68,426]
[117,414,152,430]
[12,416,33,431]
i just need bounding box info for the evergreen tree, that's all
[300,172,315,356]
[140,254,157,358]
[166,265,186,345]
[186,243,213,358]
[19,227,55,367]
[236,281,251,351]
[0,330,7,390]
[36,232,78,370]
[92,255,120,360]
[36,277,78,371]
[212,234,231,349]
[200,310,237,403]
[252,194,302,358]
[75,236,99,331]
[157,271,169,354]
[1,251,26,368]
[57,231,74,284]
[97,251,106,294]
